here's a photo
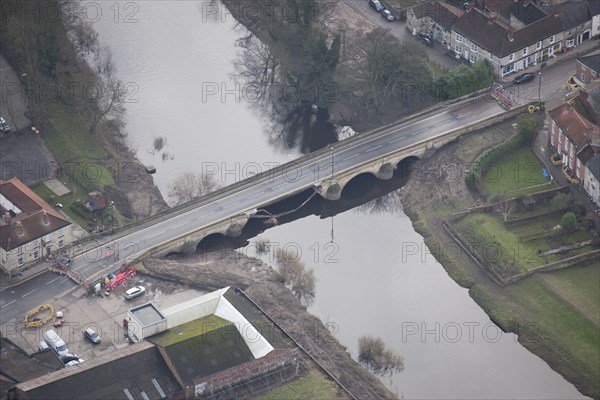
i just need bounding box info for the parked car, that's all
[513,73,535,84]
[124,285,146,300]
[381,9,395,21]
[0,117,11,133]
[60,354,84,367]
[83,327,101,344]
[38,341,50,351]
[43,329,69,356]
[369,0,384,12]
[57,254,71,270]
[417,33,433,46]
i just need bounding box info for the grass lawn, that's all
[471,278,600,397]
[31,182,89,230]
[254,369,347,400]
[542,263,600,324]
[480,147,554,198]
[457,213,544,272]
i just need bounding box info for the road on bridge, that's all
[0,96,505,324]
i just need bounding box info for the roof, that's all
[149,315,255,384]
[15,341,182,400]
[453,8,564,58]
[539,0,592,30]
[412,1,463,31]
[130,302,166,327]
[587,153,600,181]
[510,1,548,25]
[0,178,71,251]
[548,101,600,150]
[578,54,600,74]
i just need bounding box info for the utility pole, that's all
[330,146,335,181]
[538,71,542,107]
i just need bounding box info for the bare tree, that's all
[358,335,405,376]
[167,172,218,206]
[275,248,316,306]
[497,199,516,222]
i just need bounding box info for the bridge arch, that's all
[340,172,379,199]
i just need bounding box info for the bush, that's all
[561,212,577,231]
[434,60,493,100]
[358,336,404,376]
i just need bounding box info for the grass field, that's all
[480,147,555,198]
[541,263,600,324]
[254,369,347,400]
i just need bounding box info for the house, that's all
[0,177,72,274]
[539,0,594,49]
[547,99,600,182]
[590,0,600,38]
[584,153,600,204]
[451,2,564,77]
[576,54,600,85]
[406,1,463,47]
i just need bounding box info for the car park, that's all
[381,9,395,21]
[124,285,146,300]
[513,73,535,84]
[83,327,101,344]
[369,0,384,12]
[0,117,11,133]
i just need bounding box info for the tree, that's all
[77,47,126,135]
[358,335,404,376]
[497,200,516,222]
[357,29,431,112]
[275,248,316,306]
[561,212,577,231]
[516,114,537,144]
[167,172,218,206]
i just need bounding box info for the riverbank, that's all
[398,118,599,399]
[141,251,398,399]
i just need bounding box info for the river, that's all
[88,1,587,398]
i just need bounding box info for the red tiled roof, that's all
[548,102,600,151]
[0,178,70,251]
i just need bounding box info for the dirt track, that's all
[143,251,397,399]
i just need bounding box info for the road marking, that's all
[145,231,165,240]
[389,136,407,144]
[272,182,287,190]
[1,300,16,309]
[248,192,265,199]
[342,154,359,161]
[366,144,383,153]
[22,289,38,297]
[171,220,190,229]
[433,119,452,127]
[74,263,89,271]
[223,201,240,209]
[198,210,216,219]
[46,276,62,285]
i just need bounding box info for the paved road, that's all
[0,97,505,323]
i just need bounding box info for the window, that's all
[549,35,555,44]
[17,246,23,255]
[551,134,555,146]
[455,44,462,53]
[456,33,462,43]
[522,48,528,56]
[34,251,39,260]
[18,257,24,266]
[581,72,586,81]
[568,31,572,37]
[470,53,477,63]
[509,53,515,62]
[582,65,587,71]
[566,39,575,48]
[58,240,64,248]
[552,121,556,134]
[471,43,478,52]
[57,228,64,237]
[536,41,542,50]
[502,64,514,75]
[592,71,597,77]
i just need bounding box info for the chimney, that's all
[15,221,24,236]
[41,210,49,226]
[466,3,473,11]
[488,11,497,24]
[2,212,10,225]
[523,0,530,6]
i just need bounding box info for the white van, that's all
[43,329,69,356]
